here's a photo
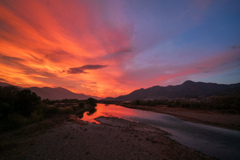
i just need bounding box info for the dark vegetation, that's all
[0,86,97,132]
[102,95,240,114]
[42,97,97,118]
[1,82,239,133]
[0,86,97,159]
[0,86,44,131]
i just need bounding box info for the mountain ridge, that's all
[1,81,239,101]
[104,80,240,101]
[0,82,100,100]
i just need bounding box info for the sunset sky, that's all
[0,0,240,97]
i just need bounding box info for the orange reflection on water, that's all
[80,103,138,124]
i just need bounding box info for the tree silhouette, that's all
[86,98,97,107]
[0,87,42,119]
[16,89,41,117]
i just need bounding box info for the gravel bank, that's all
[24,116,213,160]
[123,105,240,130]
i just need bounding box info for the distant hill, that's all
[104,80,240,101]
[0,82,100,100]
[0,82,14,87]
[29,87,101,100]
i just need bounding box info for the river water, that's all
[81,104,240,160]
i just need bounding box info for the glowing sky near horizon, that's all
[0,0,240,97]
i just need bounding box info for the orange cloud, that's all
[0,0,134,97]
[0,0,239,98]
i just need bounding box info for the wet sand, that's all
[122,105,240,131]
[6,116,213,160]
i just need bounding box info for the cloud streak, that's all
[67,65,108,74]
[0,0,239,97]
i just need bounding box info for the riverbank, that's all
[121,104,240,131]
[0,116,214,160]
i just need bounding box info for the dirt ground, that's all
[124,105,240,131]
[0,116,214,160]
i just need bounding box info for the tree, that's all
[86,98,97,107]
[15,89,41,117]
[78,102,84,108]
[0,86,20,119]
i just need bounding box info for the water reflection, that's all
[81,103,240,160]
[87,107,97,115]
[81,103,137,123]
[76,104,97,119]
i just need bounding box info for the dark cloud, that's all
[67,65,108,74]
[43,50,74,63]
[0,19,16,34]
[1,55,24,63]
[0,78,6,82]
[80,65,108,70]
[67,68,86,74]
[36,71,57,78]
[0,55,28,70]
[100,47,134,66]
[228,45,240,49]
[197,67,206,70]
[114,48,132,54]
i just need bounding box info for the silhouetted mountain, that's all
[104,80,240,101]
[0,82,100,100]
[29,87,101,100]
[0,82,14,87]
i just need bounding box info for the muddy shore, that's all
[122,105,240,131]
[1,116,214,160]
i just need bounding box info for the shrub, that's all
[72,106,77,112]
[0,87,43,119]
[62,107,74,114]
[15,89,41,117]
[87,107,97,115]
[43,107,59,118]
[29,111,43,123]
[0,101,12,120]
[78,102,84,108]
[86,98,97,107]
[6,113,27,129]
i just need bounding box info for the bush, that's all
[78,102,84,108]
[87,107,97,115]
[86,98,97,107]
[0,86,47,131]
[72,106,77,112]
[15,89,41,117]
[0,86,20,120]
[0,101,12,120]
[29,111,43,123]
[43,107,59,118]
[6,113,27,129]
[62,107,74,114]
[0,87,42,120]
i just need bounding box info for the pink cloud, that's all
[0,0,239,97]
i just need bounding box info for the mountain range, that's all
[0,82,100,100]
[29,87,100,100]
[104,80,240,101]
[1,80,240,101]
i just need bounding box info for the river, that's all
[81,103,240,160]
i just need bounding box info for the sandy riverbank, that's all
[122,105,240,131]
[26,117,214,160]
[0,116,214,160]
